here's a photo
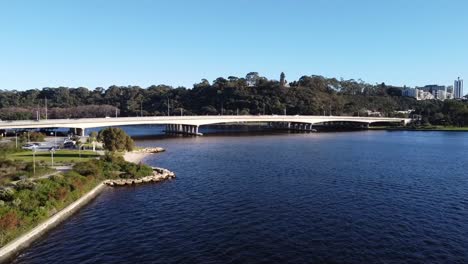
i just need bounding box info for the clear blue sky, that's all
[0,0,466,90]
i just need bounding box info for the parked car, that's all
[21,144,38,150]
[49,145,60,151]
[63,139,76,144]
[63,142,76,149]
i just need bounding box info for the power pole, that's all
[140,100,143,117]
[167,99,170,116]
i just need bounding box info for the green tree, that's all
[280,72,286,87]
[97,127,134,152]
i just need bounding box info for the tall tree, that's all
[280,72,286,87]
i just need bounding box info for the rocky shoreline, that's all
[103,167,175,186]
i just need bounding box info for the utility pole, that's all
[284,108,287,116]
[140,100,143,117]
[115,108,118,118]
[180,108,183,116]
[167,99,170,116]
[15,132,18,149]
[237,108,239,116]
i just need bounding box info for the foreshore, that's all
[0,146,171,263]
[123,147,166,163]
[0,182,107,263]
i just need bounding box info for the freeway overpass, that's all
[0,115,411,136]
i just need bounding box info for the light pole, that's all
[50,131,56,146]
[50,148,55,167]
[77,143,82,160]
[32,148,36,177]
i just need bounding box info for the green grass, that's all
[10,150,101,163]
[370,125,468,131]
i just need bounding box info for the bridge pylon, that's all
[164,124,202,136]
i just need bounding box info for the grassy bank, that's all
[0,173,101,246]
[370,125,468,131]
[10,150,100,163]
[0,152,154,247]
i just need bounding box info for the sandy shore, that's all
[123,147,165,164]
[123,152,151,164]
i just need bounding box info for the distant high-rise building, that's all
[417,85,446,100]
[454,77,464,99]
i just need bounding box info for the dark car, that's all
[63,142,75,149]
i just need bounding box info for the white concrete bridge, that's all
[0,115,411,136]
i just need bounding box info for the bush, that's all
[18,131,45,142]
[119,162,153,179]
[0,188,15,202]
[73,161,101,177]
[101,152,125,165]
[15,180,36,190]
[0,211,20,231]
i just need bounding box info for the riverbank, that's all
[123,147,165,163]
[0,147,171,263]
[370,126,468,132]
[0,182,107,263]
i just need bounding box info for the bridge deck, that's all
[0,115,411,130]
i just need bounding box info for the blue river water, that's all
[12,130,468,263]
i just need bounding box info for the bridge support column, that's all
[164,124,202,136]
[76,128,85,137]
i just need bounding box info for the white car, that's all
[22,144,38,150]
[63,139,76,144]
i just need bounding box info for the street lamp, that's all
[32,148,36,177]
[50,147,55,167]
[50,131,57,146]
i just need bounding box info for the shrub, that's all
[0,211,20,231]
[15,180,36,191]
[52,187,69,201]
[0,188,15,202]
[73,161,101,177]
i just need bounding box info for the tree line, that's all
[1,72,467,126]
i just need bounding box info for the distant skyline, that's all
[0,0,466,91]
